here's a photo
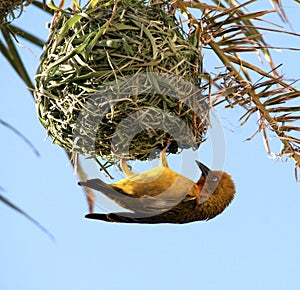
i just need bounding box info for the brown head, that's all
[195,161,236,220]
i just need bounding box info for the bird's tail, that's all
[79,179,138,211]
[78,179,114,194]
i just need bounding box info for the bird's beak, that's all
[195,161,211,177]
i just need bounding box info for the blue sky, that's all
[1,2,300,290]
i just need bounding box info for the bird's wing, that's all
[85,212,171,224]
[137,195,181,213]
[85,212,145,223]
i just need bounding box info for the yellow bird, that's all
[79,148,235,224]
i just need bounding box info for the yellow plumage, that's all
[79,148,236,223]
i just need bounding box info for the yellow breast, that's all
[113,166,196,200]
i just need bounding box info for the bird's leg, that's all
[120,158,134,177]
[159,142,171,168]
[159,149,168,168]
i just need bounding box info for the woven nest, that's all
[0,0,30,24]
[34,0,208,162]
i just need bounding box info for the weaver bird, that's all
[79,149,235,224]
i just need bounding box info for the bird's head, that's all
[195,161,236,219]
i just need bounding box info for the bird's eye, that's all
[211,176,218,182]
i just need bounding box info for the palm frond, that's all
[0,118,40,156]
[0,24,34,92]
[0,1,94,211]
[269,0,288,23]
[176,0,300,178]
[0,189,55,241]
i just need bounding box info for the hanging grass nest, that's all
[34,0,208,162]
[0,0,31,25]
